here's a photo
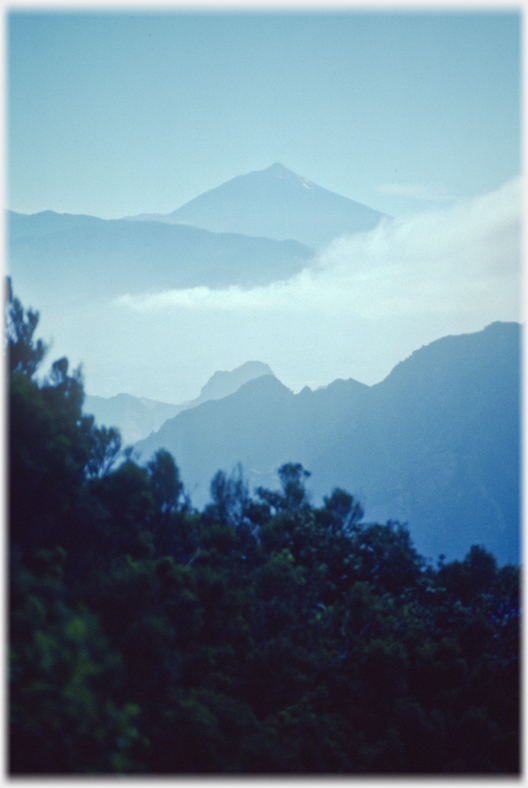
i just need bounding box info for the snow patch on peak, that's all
[266,163,315,190]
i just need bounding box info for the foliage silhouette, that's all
[7,283,520,775]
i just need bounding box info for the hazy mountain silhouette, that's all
[8,209,109,240]
[126,163,388,248]
[135,322,520,565]
[84,393,183,446]
[7,209,314,307]
[7,165,388,313]
[84,360,275,444]
[195,360,274,404]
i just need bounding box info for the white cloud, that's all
[118,176,521,324]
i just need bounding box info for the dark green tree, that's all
[5,277,47,377]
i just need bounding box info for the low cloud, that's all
[119,176,521,325]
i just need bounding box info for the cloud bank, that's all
[119,176,520,326]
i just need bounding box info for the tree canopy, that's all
[7,281,520,775]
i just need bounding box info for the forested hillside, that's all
[8,283,520,774]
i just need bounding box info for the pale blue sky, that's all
[8,10,521,219]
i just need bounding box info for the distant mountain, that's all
[135,322,520,565]
[84,393,183,446]
[8,209,109,241]
[7,165,388,310]
[194,360,274,405]
[84,360,274,444]
[126,163,388,248]
[7,209,314,307]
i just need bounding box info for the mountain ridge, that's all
[7,209,314,307]
[84,360,276,444]
[134,322,520,565]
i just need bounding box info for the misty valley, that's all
[8,164,520,775]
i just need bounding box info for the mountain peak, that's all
[194,360,275,405]
[267,161,288,171]
[265,162,293,176]
[261,162,315,190]
[160,165,386,248]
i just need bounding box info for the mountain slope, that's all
[135,374,311,502]
[7,209,314,306]
[84,360,275,444]
[135,323,520,565]
[191,360,274,406]
[83,393,183,446]
[127,163,387,248]
[309,322,520,564]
